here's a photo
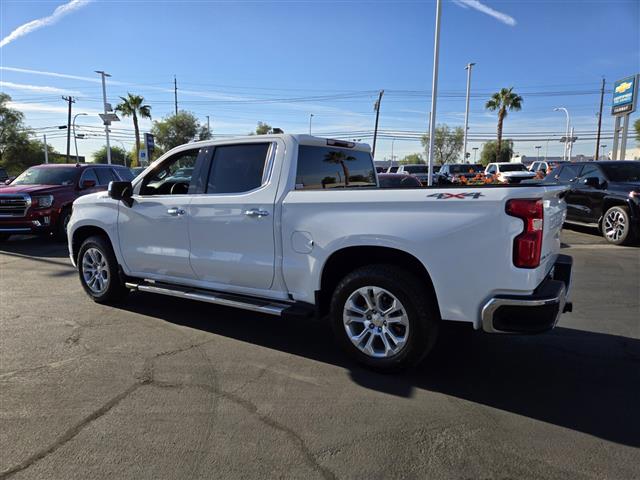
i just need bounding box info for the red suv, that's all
[0,163,132,241]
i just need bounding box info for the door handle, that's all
[244,209,269,218]
[167,207,186,216]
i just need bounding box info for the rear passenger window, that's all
[557,165,581,182]
[115,168,134,181]
[206,143,270,194]
[80,168,98,185]
[95,168,116,186]
[296,146,376,190]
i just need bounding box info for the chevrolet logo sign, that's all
[615,81,633,94]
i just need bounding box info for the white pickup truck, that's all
[68,135,572,371]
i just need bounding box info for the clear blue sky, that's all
[1,0,639,161]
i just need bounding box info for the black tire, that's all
[77,235,128,304]
[602,206,633,246]
[329,264,439,372]
[0,233,10,242]
[55,207,72,241]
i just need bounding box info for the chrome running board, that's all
[125,280,291,316]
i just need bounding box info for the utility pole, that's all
[595,77,605,160]
[309,113,314,135]
[62,96,75,162]
[568,127,575,161]
[427,0,442,186]
[391,138,395,163]
[174,75,178,116]
[372,90,384,159]
[462,62,475,163]
[95,70,113,164]
[43,135,49,164]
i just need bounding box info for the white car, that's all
[68,134,572,371]
[486,162,537,183]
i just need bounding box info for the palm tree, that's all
[115,93,151,167]
[485,87,523,159]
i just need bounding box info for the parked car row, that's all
[543,161,640,245]
[0,163,133,241]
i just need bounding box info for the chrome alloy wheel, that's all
[82,247,110,294]
[604,209,626,242]
[343,286,410,358]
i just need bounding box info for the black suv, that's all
[546,161,640,245]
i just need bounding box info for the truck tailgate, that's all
[540,186,568,275]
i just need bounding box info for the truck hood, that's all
[0,184,71,195]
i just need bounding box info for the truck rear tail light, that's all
[506,198,543,268]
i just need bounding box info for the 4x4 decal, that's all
[427,192,484,199]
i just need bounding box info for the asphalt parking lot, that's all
[1,226,638,480]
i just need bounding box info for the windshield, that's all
[449,164,483,174]
[404,165,428,174]
[500,164,528,172]
[601,163,640,182]
[12,167,78,186]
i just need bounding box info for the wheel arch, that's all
[317,246,441,319]
[599,197,633,226]
[71,225,112,265]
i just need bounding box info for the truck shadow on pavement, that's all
[117,293,640,448]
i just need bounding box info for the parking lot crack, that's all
[0,381,144,479]
[145,378,335,480]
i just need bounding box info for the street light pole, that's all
[73,113,88,163]
[43,135,49,164]
[96,70,112,164]
[309,113,314,135]
[462,62,475,163]
[535,145,541,162]
[601,144,607,160]
[472,147,478,162]
[426,0,442,186]
[554,107,570,161]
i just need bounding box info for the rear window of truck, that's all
[295,145,376,190]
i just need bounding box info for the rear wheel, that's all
[78,235,128,304]
[329,264,438,372]
[602,206,632,245]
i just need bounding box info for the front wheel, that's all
[329,264,439,372]
[602,206,633,245]
[78,235,128,304]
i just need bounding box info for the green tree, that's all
[421,124,464,164]
[250,122,274,135]
[151,112,209,151]
[91,146,130,166]
[115,93,152,168]
[485,87,523,158]
[399,153,424,165]
[480,140,514,165]
[0,93,60,174]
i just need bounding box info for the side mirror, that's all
[80,179,96,189]
[583,177,600,188]
[108,181,133,207]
